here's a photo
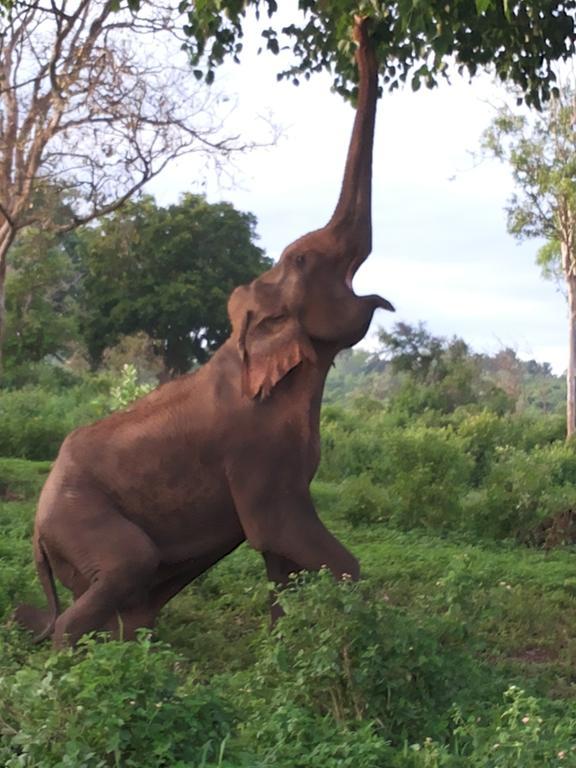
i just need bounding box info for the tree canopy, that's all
[75,194,271,377]
[179,0,575,107]
[4,228,79,367]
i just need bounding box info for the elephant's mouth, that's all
[344,253,366,291]
[344,254,395,313]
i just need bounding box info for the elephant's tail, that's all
[33,532,61,643]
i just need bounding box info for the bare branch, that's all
[0,0,270,234]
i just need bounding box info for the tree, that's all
[0,0,257,373]
[75,194,271,377]
[482,86,576,437]
[178,0,575,107]
[377,322,514,414]
[378,321,448,382]
[4,227,79,368]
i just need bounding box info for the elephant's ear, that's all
[229,290,316,399]
[242,313,317,399]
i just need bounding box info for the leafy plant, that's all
[0,634,240,768]
[109,363,153,410]
[463,443,576,540]
[337,473,394,527]
[239,569,483,757]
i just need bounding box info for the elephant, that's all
[14,17,394,648]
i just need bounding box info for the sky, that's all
[149,15,568,375]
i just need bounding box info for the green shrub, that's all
[238,570,483,763]
[372,426,472,531]
[108,363,154,410]
[0,361,83,392]
[0,368,143,461]
[463,443,576,540]
[320,420,472,532]
[0,458,51,500]
[0,386,106,460]
[318,417,385,481]
[388,686,576,767]
[451,685,576,767]
[0,634,239,768]
[310,480,341,518]
[336,473,394,527]
[455,410,565,486]
[455,410,520,486]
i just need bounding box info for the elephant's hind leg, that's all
[48,508,160,648]
[12,604,53,637]
[104,542,245,639]
[103,603,157,640]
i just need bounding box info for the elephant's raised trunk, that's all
[326,17,378,260]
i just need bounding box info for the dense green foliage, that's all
[75,194,271,375]
[4,228,79,367]
[2,476,576,765]
[2,194,270,380]
[2,327,576,765]
[179,0,575,107]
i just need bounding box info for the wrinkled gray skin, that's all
[14,18,394,648]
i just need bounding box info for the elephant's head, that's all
[228,18,394,400]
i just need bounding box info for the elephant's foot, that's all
[103,604,158,640]
[12,604,53,640]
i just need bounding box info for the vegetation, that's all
[2,323,576,765]
[75,194,271,376]
[3,193,270,380]
[1,2,574,763]
[0,0,261,372]
[483,85,576,439]
[178,0,575,107]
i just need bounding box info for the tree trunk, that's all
[0,226,15,378]
[567,274,576,439]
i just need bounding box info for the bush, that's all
[336,473,395,527]
[0,634,240,768]
[236,570,484,766]
[455,410,565,486]
[320,418,472,532]
[462,443,576,540]
[373,426,473,530]
[0,361,83,392]
[0,386,106,460]
[455,410,520,486]
[450,685,576,767]
[0,458,51,500]
[0,365,153,460]
[108,363,153,410]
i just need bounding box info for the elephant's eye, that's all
[295,253,306,268]
[256,313,288,332]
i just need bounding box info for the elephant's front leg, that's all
[262,552,302,623]
[229,465,360,583]
[267,503,359,581]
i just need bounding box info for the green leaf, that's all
[475,0,492,13]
